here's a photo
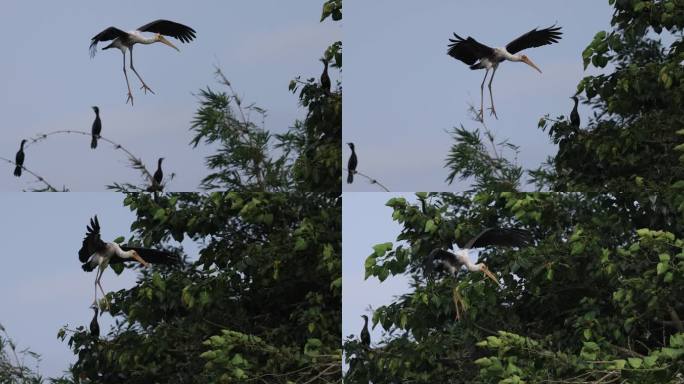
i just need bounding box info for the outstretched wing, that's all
[426,248,462,276]
[505,25,562,54]
[89,27,128,57]
[463,228,532,250]
[447,33,495,65]
[114,246,180,264]
[78,216,106,264]
[137,20,197,43]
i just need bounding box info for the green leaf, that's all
[657,262,669,275]
[627,357,642,368]
[424,219,437,233]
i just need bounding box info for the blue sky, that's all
[343,0,614,191]
[0,194,199,378]
[0,1,340,191]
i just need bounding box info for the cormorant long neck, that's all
[19,140,26,150]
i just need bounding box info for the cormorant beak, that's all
[522,56,542,74]
[158,36,180,52]
[481,265,501,287]
[131,252,150,267]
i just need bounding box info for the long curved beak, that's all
[131,253,150,267]
[522,56,542,74]
[481,266,501,287]
[158,36,180,52]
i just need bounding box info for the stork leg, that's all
[479,69,490,122]
[93,267,102,305]
[121,52,134,106]
[487,66,499,119]
[129,47,155,95]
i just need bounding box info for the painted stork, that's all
[91,106,102,149]
[89,306,100,337]
[78,215,177,308]
[447,26,562,120]
[320,58,331,93]
[347,142,357,184]
[360,315,371,347]
[428,227,532,286]
[13,140,27,177]
[89,20,197,105]
[570,96,580,128]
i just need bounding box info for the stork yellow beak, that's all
[131,253,150,267]
[481,266,501,287]
[522,56,542,74]
[158,36,180,52]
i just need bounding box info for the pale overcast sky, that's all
[0,0,340,191]
[343,0,613,191]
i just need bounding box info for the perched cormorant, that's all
[153,157,164,185]
[360,315,370,347]
[320,58,331,93]
[91,106,102,149]
[13,140,27,177]
[89,306,100,337]
[570,96,580,129]
[347,143,357,184]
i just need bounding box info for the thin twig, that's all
[24,130,155,183]
[343,167,390,192]
[0,156,61,191]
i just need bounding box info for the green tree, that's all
[344,192,684,383]
[0,324,43,384]
[59,192,341,383]
[190,2,342,193]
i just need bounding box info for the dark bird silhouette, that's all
[347,143,357,184]
[13,140,27,177]
[570,96,580,129]
[89,306,100,337]
[91,106,102,149]
[360,315,371,347]
[447,25,562,120]
[79,215,179,307]
[90,20,197,105]
[320,58,331,93]
[427,227,532,286]
[145,157,164,192]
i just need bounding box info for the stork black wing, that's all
[505,25,562,54]
[115,246,180,264]
[447,34,495,65]
[78,216,107,264]
[89,27,128,57]
[137,20,197,43]
[463,228,532,250]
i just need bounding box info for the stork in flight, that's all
[89,20,197,105]
[427,227,532,286]
[78,215,178,309]
[447,26,562,120]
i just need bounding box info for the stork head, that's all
[520,55,542,74]
[128,250,150,267]
[475,263,501,287]
[156,34,180,52]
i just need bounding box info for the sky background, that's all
[0,194,200,378]
[0,1,340,191]
[343,0,614,192]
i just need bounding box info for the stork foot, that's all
[140,84,155,95]
[126,92,134,106]
[478,109,485,123]
[488,107,499,120]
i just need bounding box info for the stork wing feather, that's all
[137,20,197,43]
[463,228,532,250]
[78,216,107,264]
[505,25,563,54]
[447,34,495,65]
[89,27,128,57]
[114,246,180,264]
